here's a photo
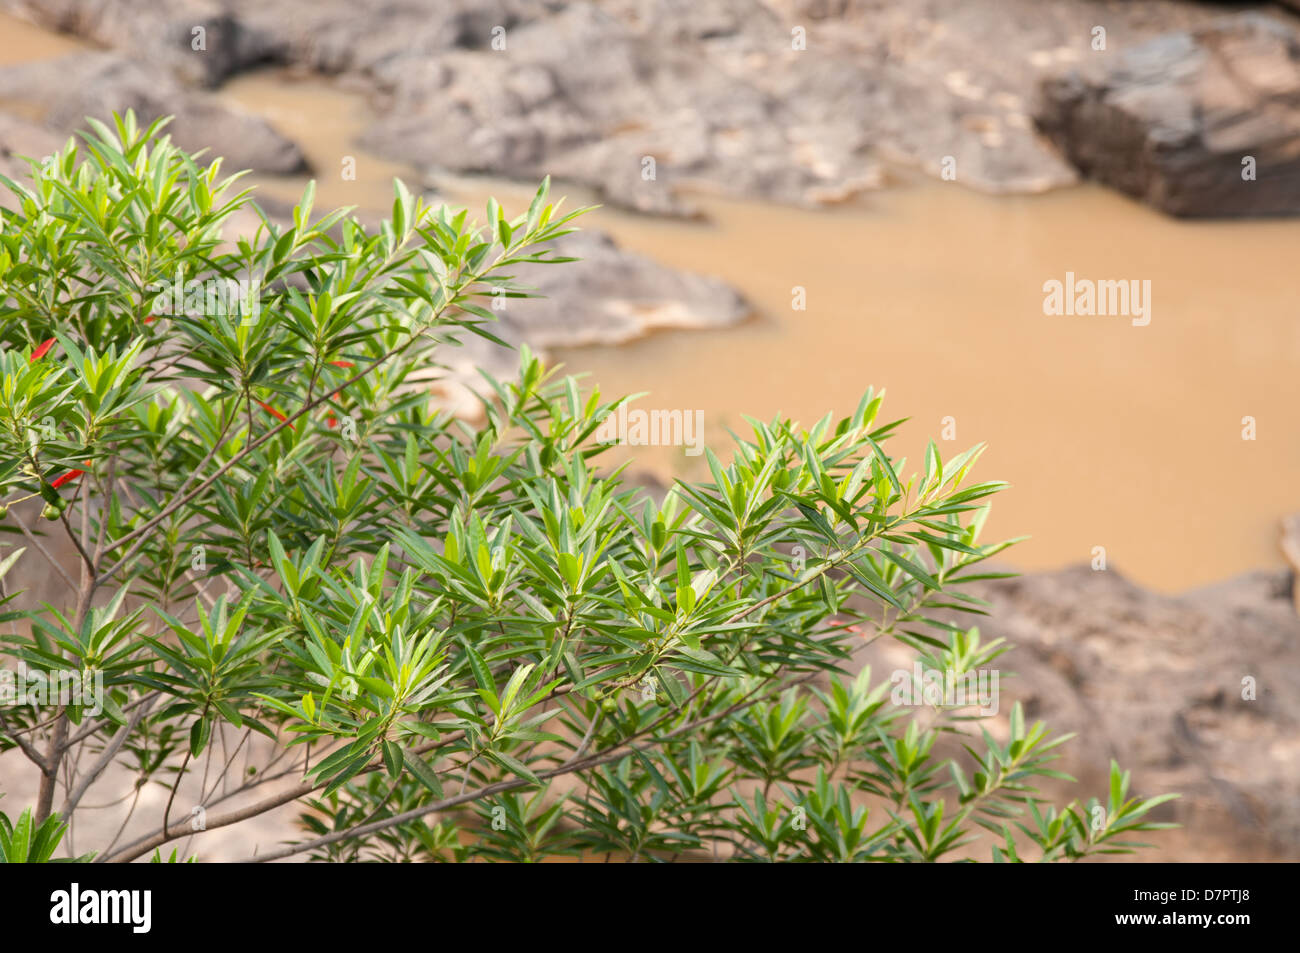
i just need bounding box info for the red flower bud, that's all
[256,400,288,423]
[51,469,84,488]
[256,400,297,430]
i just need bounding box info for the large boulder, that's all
[0,53,309,173]
[321,0,1246,210]
[417,229,750,416]
[1035,13,1300,217]
[0,0,286,87]
[358,2,886,217]
[0,110,62,206]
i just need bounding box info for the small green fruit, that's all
[0,503,8,519]
[600,697,617,713]
[42,503,60,521]
[655,693,669,707]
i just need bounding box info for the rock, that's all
[505,229,751,344]
[355,1,899,214]
[2,0,1260,213]
[0,110,62,207]
[1281,515,1300,614]
[357,3,807,218]
[417,229,750,417]
[853,564,1300,859]
[1035,12,1300,217]
[0,111,59,155]
[236,0,557,77]
[0,53,309,174]
[0,0,286,87]
[337,0,1243,209]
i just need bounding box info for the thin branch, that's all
[0,709,49,771]
[241,675,808,864]
[60,693,156,817]
[57,506,94,576]
[99,785,142,860]
[65,689,160,747]
[7,508,77,590]
[101,330,430,570]
[94,402,242,579]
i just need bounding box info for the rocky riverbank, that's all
[4,0,1298,218]
[1036,12,1300,217]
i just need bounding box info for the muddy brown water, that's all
[3,12,1298,597]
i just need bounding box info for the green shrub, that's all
[0,805,92,862]
[0,113,1175,862]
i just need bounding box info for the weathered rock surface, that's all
[853,564,1300,859]
[0,53,308,173]
[0,0,287,87]
[354,2,882,217]
[4,0,1272,215]
[0,110,61,208]
[1036,12,1300,217]
[420,229,751,416]
[246,0,1276,212]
